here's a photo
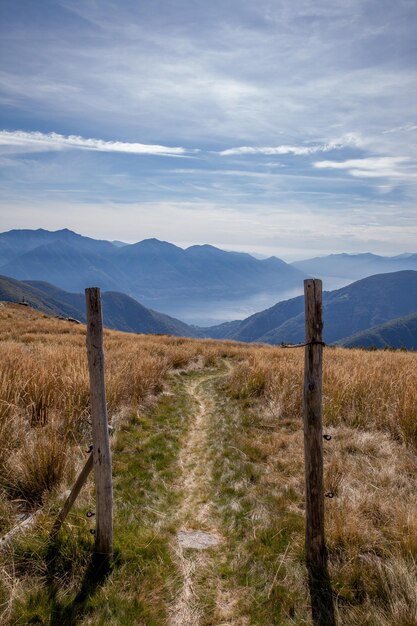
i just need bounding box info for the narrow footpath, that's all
[168,363,246,626]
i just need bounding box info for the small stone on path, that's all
[177,530,221,550]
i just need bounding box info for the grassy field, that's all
[0,302,416,625]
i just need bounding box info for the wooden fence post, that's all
[85,287,113,564]
[303,279,336,626]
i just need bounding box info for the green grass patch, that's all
[2,374,195,625]
[201,379,310,625]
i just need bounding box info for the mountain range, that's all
[0,229,305,325]
[203,270,417,347]
[1,228,417,349]
[3,228,417,325]
[291,252,417,288]
[2,269,417,350]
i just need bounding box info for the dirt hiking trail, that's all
[168,363,247,626]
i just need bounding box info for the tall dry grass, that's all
[226,346,417,447]
[224,344,417,624]
[0,303,239,523]
[1,302,416,624]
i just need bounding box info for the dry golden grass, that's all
[224,345,417,624]
[227,346,417,448]
[1,301,416,624]
[0,303,240,526]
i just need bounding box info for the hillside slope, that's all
[0,275,83,319]
[0,275,200,337]
[205,271,417,346]
[338,311,417,349]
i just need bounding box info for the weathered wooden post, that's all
[85,287,113,564]
[303,279,336,626]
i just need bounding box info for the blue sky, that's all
[0,0,416,259]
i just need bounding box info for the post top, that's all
[304,278,322,286]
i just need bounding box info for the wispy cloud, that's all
[218,138,358,157]
[0,130,192,157]
[383,123,417,134]
[314,156,416,179]
[1,1,417,257]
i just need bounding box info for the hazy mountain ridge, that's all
[0,275,201,337]
[3,230,417,348]
[2,271,417,349]
[337,312,417,349]
[0,228,115,261]
[0,275,83,319]
[0,229,306,323]
[204,271,417,347]
[292,251,417,283]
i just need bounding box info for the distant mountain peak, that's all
[124,238,184,255]
[136,237,180,247]
[57,228,76,234]
[392,252,416,259]
[186,244,218,251]
[314,252,380,260]
[261,256,287,266]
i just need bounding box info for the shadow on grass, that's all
[46,546,114,626]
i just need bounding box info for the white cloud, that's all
[0,130,191,157]
[314,156,416,179]
[218,138,358,157]
[2,1,417,258]
[382,123,417,134]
